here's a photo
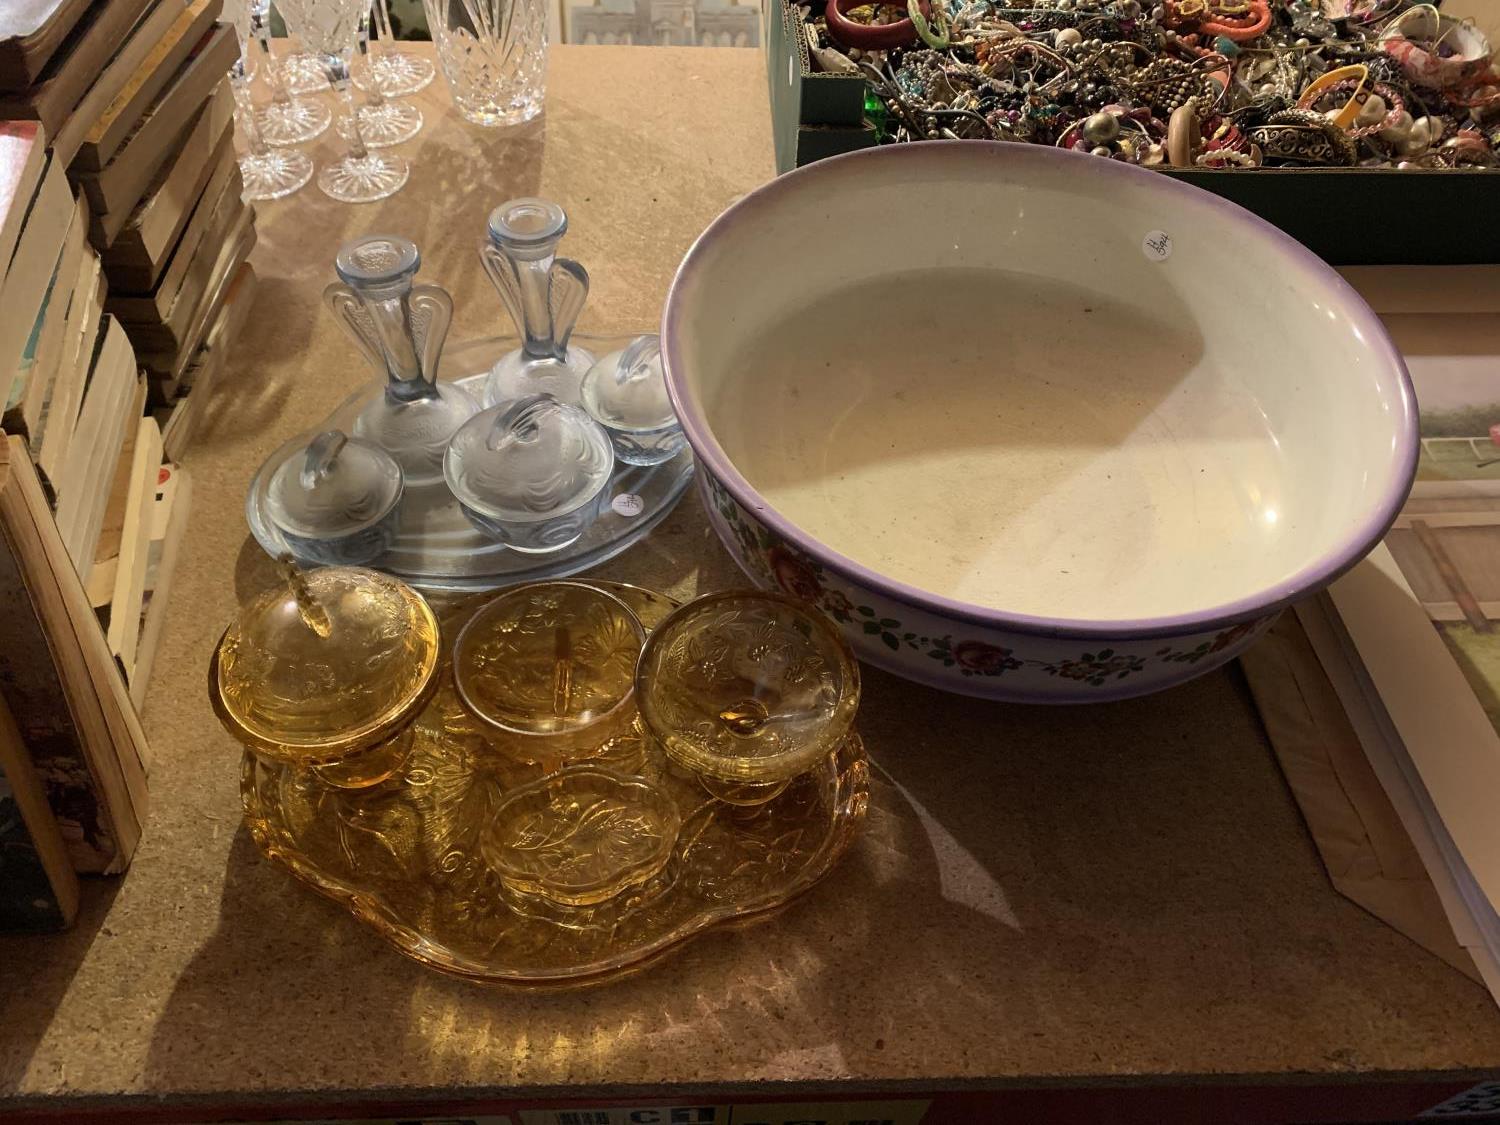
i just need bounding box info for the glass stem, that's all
[232,75,271,157]
[357,16,386,108]
[327,57,369,159]
[251,4,295,106]
[358,291,429,401]
[518,258,559,359]
[374,0,395,44]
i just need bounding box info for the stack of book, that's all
[1,0,256,463]
[0,0,247,929]
[0,110,191,708]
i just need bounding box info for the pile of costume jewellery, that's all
[804,0,1500,166]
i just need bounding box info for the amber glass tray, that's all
[239,583,870,986]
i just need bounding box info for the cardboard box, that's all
[765,0,873,174]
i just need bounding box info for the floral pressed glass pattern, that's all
[210,564,440,763]
[453,582,643,744]
[481,766,680,907]
[637,590,861,787]
[310,726,416,789]
[238,582,869,985]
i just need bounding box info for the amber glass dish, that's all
[635,590,860,785]
[453,582,644,750]
[238,583,869,986]
[211,566,440,764]
[481,766,681,907]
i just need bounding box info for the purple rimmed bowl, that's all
[662,142,1417,702]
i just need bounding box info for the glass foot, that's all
[280,51,329,95]
[353,100,423,148]
[318,151,408,203]
[254,96,331,146]
[240,148,314,200]
[353,51,435,97]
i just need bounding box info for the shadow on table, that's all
[132,652,1375,1098]
[0,878,122,1089]
[234,535,282,605]
[143,495,1500,1096]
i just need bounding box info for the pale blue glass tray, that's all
[245,333,694,592]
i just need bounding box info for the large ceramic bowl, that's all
[661,142,1417,703]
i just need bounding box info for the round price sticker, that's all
[612,493,645,517]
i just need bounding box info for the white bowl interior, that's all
[670,145,1411,625]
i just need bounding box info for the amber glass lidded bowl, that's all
[210,564,441,784]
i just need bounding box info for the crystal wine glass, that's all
[223,0,313,199]
[353,9,423,148]
[277,0,408,203]
[353,0,437,97]
[249,0,331,146]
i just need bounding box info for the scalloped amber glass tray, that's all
[239,582,870,987]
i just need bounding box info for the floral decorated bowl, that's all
[661,142,1417,702]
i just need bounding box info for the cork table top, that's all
[2,43,1499,1116]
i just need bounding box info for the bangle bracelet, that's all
[1251,107,1360,164]
[1296,64,1370,129]
[1166,102,1200,165]
[824,0,929,49]
[1199,0,1270,41]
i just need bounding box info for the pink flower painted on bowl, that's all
[701,469,1270,698]
[1158,618,1263,666]
[821,589,855,622]
[767,544,823,604]
[953,640,1021,676]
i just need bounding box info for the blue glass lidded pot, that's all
[265,429,403,566]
